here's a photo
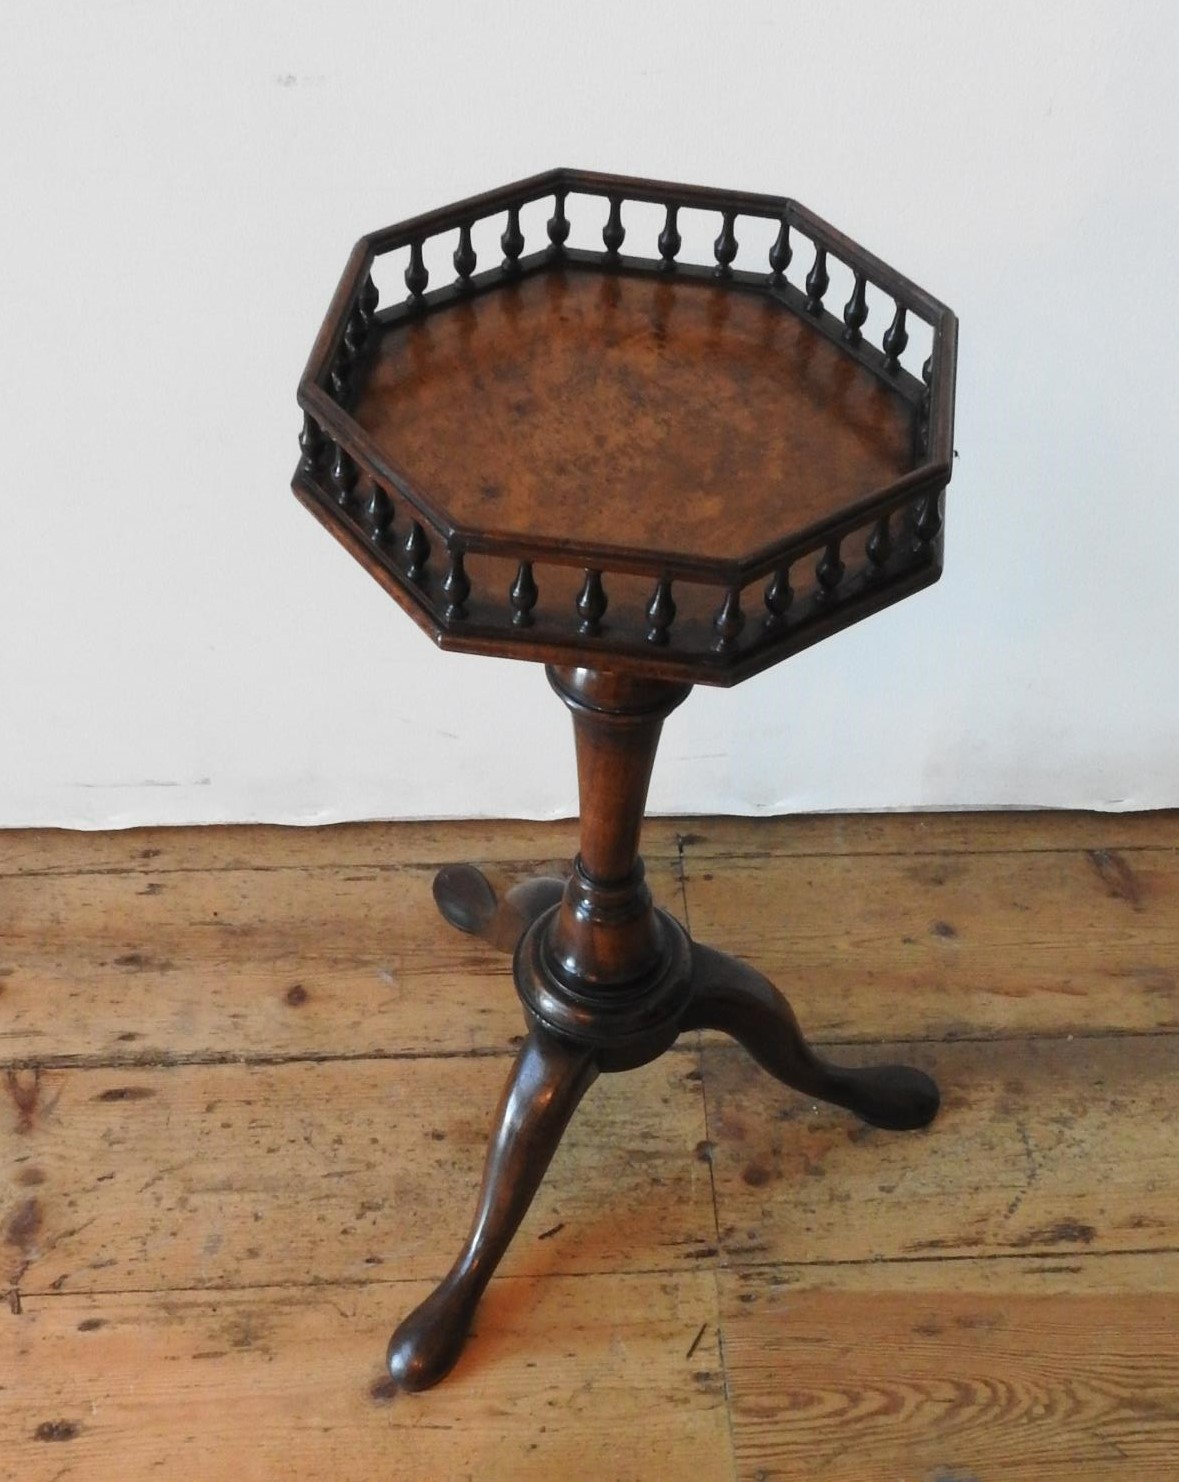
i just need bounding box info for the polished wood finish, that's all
[683,943,938,1131]
[432,862,564,954]
[352,271,913,560]
[292,168,957,685]
[544,666,689,992]
[3,815,1178,1481]
[389,669,942,1390]
[286,172,960,1396]
[386,1028,599,1391]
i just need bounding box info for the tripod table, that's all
[292,169,958,1391]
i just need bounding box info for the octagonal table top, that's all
[293,169,956,684]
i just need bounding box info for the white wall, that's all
[3,0,1177,827]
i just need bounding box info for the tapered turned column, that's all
[511,667,693,1069]
[544,666,689,989]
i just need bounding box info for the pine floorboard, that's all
[3,810,1178,1481]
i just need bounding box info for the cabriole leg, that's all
[386,1025,599,1391]
[683,942,939,1131]
[433,863,566,955]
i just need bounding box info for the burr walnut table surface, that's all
[352,269,914,560]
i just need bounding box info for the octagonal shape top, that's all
[294,169,957,686]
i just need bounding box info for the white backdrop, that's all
[3,1,1177,827]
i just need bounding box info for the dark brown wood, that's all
[442,549,470,622]
[357,270,379,326]
[542,666,689,993]
[405,239,428,302]
[287,170,960,1394]
[658,203,681,268]
[603,196,625,257]
[713,210,738,276]
[509,559,537,625]
[645,577,676,645]
[395,667,940,1389]
[866,511,892,570]
[385,1026,599,1392]
[297,410,322,475]
[712,587,745,652]
[328,442,354,506]
[883,302,909,375]
[805,243,829,314]
[432,863,565,955]
[403,519,427,581]
[575,568,608,637]
[843,271,868,344]
[546,189,569,252]
[768,217,792,282]
[682,943,938,1130]
[816,539,845,597]
[763,567,792,625]
[362,478,389,538]
[500,205,524,271]
[453,223,476,287]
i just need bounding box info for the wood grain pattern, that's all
[683,845,1179,1040]
[3,809,1170,881]
[0,817,683,878]
[674,808,1179,858]
[3,811,1178,1480]
[6,1273,730,1482]
[0,855,685,1063]
[354,270,913,562]
[720,1257,1179,1482]
[3,1055,712,1295]
[6,813,1177,1069]
[704,1035,1179,1266]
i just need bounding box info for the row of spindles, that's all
[358,194,924,384]
[401,201,541,306]
[321,209,931,433]
[327,272,380,401]
[299,415,939,648]
[298,420,443,599]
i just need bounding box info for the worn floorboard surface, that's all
[3,811,1178,1481]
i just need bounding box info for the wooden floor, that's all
[2,811,1178,1481]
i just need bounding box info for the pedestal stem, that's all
[544,666,690,990]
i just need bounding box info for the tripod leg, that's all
[432,864,566,954]
[683,943,938,1131]
[386,1026,599,1390]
